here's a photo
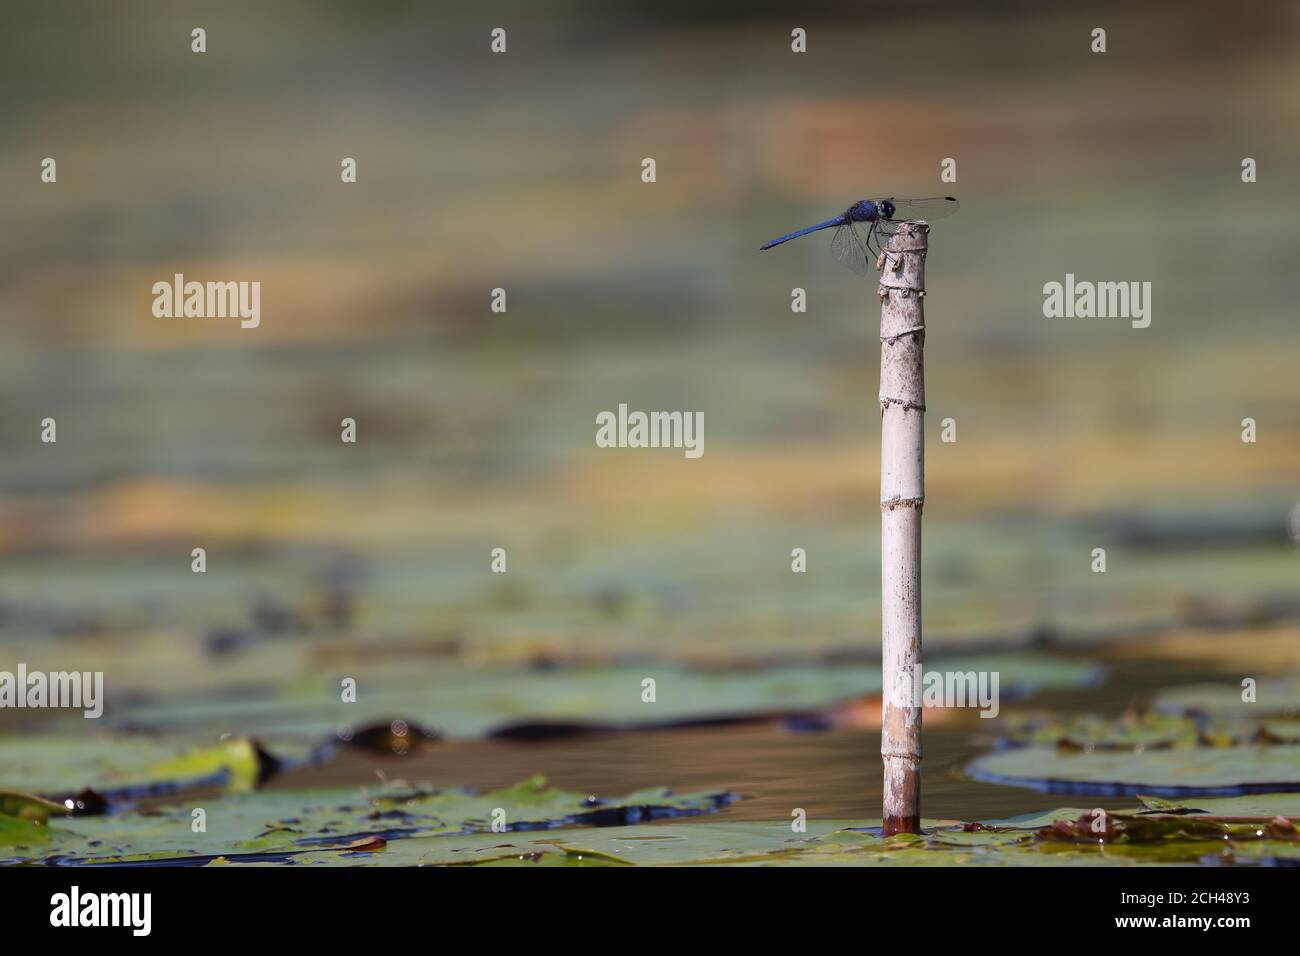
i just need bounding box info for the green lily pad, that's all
[993,711,1300,749]
[140,736,270,794]
[0,733,281,798]
[968,744,1300,796]
[0,734,182,795]
[0,789,70,823]
[12,768,1300,867]
[291,803,1300,867]
[0,775,733,865]
[994,712,1201,750]
[0,813,47,848]
[1135,794,1193,813]
[1133,792,1300,818]
[1154,678,1300,719]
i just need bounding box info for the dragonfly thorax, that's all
[846,200,877,222]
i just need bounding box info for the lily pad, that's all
[993,712,1201,750]
[0,789,70,823]
[139,736,275,794]
[0,775,734,865]
[11,769,1300,866]
[968,744,1300,796]
[0,813,47,848]
[992,711,1300,749]
[0,733,290,800]
[1146,792,1300,817]
[1154,678,1300,719]
[291,801,1300,867]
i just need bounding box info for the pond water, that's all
[269,648,1233,824]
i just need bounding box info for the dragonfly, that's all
[760,197,959,275]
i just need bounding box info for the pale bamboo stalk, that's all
[877,222,927,835]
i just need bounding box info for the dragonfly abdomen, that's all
[759,215,846,250]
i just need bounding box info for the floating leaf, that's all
[0,776,733,866]
[993,711,1300,750]
[140,736,277,794]
[1153,793,1300,818]
[11,769,1300,866]
[0,733,302,811]
[0,734,189,795]
[993,712,1199,750]
[0,813,47,848]
[1154,678,1300,720]
[1135,794,1202,814]
[968,744,1300,796]
[327,811,1300,867]
[0,789,70,823]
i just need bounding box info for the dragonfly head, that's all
[877,199,896,220]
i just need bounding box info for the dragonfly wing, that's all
[830,220,872,275]
[879,196,960,228]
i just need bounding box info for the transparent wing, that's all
[829,220,873,275]
[875,196,960,241]
[886,196,960,222]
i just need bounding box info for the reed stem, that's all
[877,223,927,835]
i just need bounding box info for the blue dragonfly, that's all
[760,197,959,275]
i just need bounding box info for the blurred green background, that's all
[0,1,1297,794]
